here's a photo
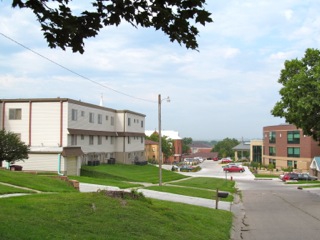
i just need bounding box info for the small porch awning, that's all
[310,157,320,171]
[61,147,84,157]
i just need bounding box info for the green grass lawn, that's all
[0,184,34,194]
[0,192,232,240]
[69,176,143,189]
[169,177,236,193]
[299,184,320,189]
[0,169,78,192]
[145,177,235,202]
[81,164,187,183]
[254,174,281,178]
[286,180,320,185]
[145,185,234,202]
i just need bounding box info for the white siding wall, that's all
[68,103,117,132]
[126,113,145,133]
[3,102,30,144]
[66,102,119,153]
[32,102,62,146]
[126,136,145,152]
[15,153,63,172]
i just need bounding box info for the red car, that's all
[223,165,245,172]
[221,158,232,164]
[281,173,299,181]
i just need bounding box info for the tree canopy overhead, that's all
[12,0,213,54]
[271,48,320,142]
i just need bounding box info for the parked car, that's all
[221,158,232,164]
[180,165,193,172]
[297,173,318,181]
[281,173,299,181]
[213,157,219,161]
[223,165,245,172]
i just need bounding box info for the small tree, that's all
[182,137,192,154]
[0,130,29,165]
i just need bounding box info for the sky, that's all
[1,1,320,141]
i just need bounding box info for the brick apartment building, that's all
[263,124,320,171]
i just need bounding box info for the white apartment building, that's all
[0,98,146,176]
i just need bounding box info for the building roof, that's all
[232,142,250,151]
[61,147,84,157]
[189,142,212,148]
[310,157,320,171]
[145,130,182,140]
[0,98,146,117]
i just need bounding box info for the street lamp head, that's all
[166,97,170,103]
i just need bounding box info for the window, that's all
[111,116,114,126]
[287,160,297,169]
[98,114,102,124]
[81,111,85,117]
[252,145,262,163]
[269,132,276,143]
[141,120,144,128]
[269,159,276,168]
[71,135,77,145]
[110,136,114,144]
[89,135,94,145]
[98,136,102,145]
[269,146,276,156]
[106,115,109,121]
[81,135,84,140]
[89,113,94,123]
[287,131,300,144]
[141,137,144,143]
[128,117,131,126]
[71,109,78,121]
[9,108,22,120]
[128,137,131,144]
[287,147,300,157]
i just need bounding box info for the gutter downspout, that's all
[58,154,64,176]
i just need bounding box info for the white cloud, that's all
[1,0,319,139]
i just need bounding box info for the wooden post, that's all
[216,188,219,209]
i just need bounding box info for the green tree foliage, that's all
[272,48,320,141]
[12,0,213,54]
[182,137,192,154]
[146,132,174,159]
[211,138,239,158]
[0,130,29,164]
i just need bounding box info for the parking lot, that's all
[169,159,255,180]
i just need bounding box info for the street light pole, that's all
[158,94,162,186]
[158,94,170,186]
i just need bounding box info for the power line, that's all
[0,32,156,103]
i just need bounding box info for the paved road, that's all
[232,179,320,240]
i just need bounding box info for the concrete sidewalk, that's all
[79,183,232,211]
